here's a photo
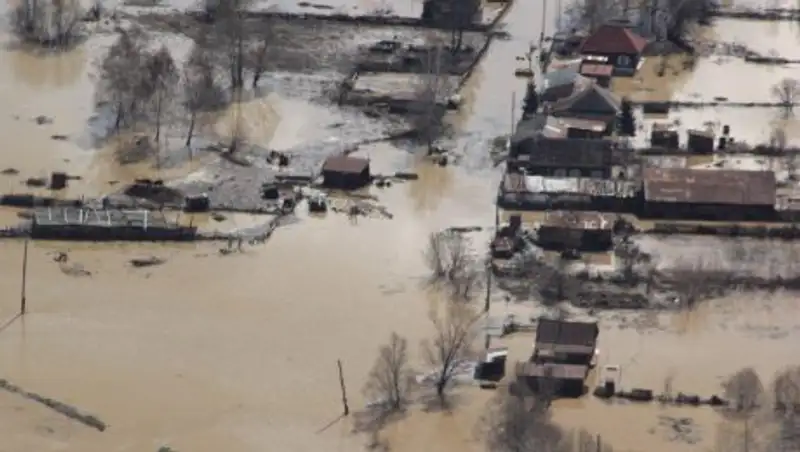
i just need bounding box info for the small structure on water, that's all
[650,123,680,148]
[474,348,509,382]
[687,129,715,154]
[321,155,371,189]
[537,210,614,251]
[31,207,196,241]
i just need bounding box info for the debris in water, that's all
[24,177,47,187]
[34,115,53,125]
[1,168,19,175]
[129,256,166,268]
[51,134,69,141]
[53,252,69,263]
[212,213,226,221]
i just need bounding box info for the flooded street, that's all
[0,0,799,451]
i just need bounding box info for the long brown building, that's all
[642,168,777,221]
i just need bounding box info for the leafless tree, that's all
[482,388,564,452]
[563,429,615,452]
[411,45,453,154]
[421,305,478,405]
[424,231,473,284]
[715,417,758,452]
[723,367,765,414]
[248,32,271,88]
[212,0,253,92]
[614,234,651,285]
[10,0,84,47]
[364,332,412,412]
[183,39,224,147]
[144,46,179,146]
[97,29,151,132]
[671,257,720,309]
[773,365,800,415]
[581,0,613,33]
[772,79,800,116]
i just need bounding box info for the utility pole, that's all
[20,238,29,315]
[510,90,516,136]
[337,359,349,416]
[539,0,547,49]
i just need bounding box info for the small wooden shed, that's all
[687,129,715,154]
[321,155,371,189]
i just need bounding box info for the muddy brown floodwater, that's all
[1,0,799,450]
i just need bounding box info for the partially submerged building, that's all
[546,81,622,131]
[538,210,614,250]
[498,173,639,211]
[516,362,589,397]
[578,24,647,76]
[641,168,777,220]
[321,155,371,189]
[517,318,600,398]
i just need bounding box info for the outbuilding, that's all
[642,167,777,221]
[321,155,371,189]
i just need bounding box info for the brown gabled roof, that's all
[579,25,647,55]
[643,168,777,206]
[322,155,370,174]
[535,318,599,351]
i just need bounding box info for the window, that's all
[618,55,632,67]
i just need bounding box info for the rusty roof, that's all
[516,362,589,380]
[322,155,370,174]
[580,63,614,77]
[643,168,776,206]
[543,211,614,230]
[579,24,647,55]
[535,318,598,350]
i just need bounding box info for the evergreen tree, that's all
[617,98,636,136]
[522,80,539,117]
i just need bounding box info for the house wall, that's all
[582,54,640,77]
[642,201,776,221]
[526,166,611,179]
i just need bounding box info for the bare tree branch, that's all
[772,78,800,116]
[421,305,478,406]
[364,332,412,412]
[10,0,84,47]
[723,367,764,415]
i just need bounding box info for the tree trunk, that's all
[186,111,196,147]
[154,95,162,142]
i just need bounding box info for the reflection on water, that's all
[407,160,454,213]
[5,40,86,89]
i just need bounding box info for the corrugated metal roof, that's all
[643,168,776,206]
[535,318,599,348]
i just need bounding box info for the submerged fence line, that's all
[0,378,106,431]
